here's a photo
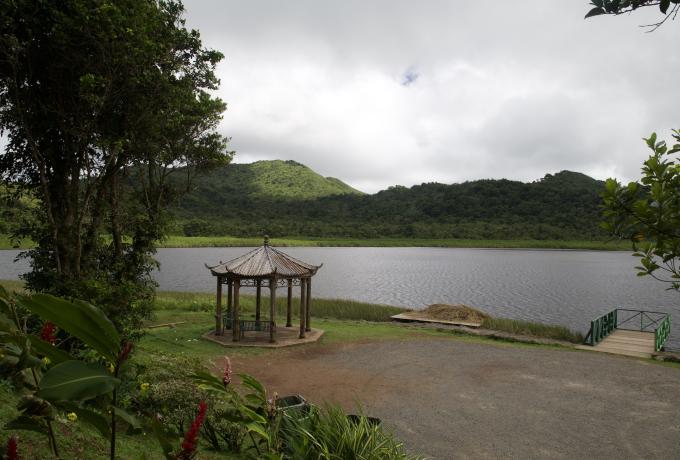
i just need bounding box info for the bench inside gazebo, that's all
[205,237,323,345]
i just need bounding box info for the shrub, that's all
[281,405,422,460]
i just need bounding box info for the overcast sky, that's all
[183,1,680,193]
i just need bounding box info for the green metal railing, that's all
[655,316,672,352]
[585,310,617,346]
[585,308,671,351]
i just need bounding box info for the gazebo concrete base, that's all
[202,326,324,348]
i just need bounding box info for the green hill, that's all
[175,166,608,241]
[180,160,361,205]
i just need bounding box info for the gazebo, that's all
[205,237,322,343]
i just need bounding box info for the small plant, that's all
[281,405,421,460]
[0,286,140,459]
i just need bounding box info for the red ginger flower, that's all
[40,321,56,344]
[6,434,18,460]
[178,401,207,458]
[117,342,133,364]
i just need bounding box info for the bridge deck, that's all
[576,329,655,359]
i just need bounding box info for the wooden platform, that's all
[391,312,482,328]
[575,329,655,359]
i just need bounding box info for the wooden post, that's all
[226,279,233,330]
[299,278,307,339]
[215,276,223,335]
[306,277,312,332]
[256,279,261,324]
[269,277,277,343]
[286,279,293,327]
[232,282,241,342]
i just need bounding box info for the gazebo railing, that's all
[222,315,276,338]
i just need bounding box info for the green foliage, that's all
[0,291,129,457]
[37,361,120,402]
[281,405,421,460]
[0,0,231,339]
[19,294,120,362]
[481,318,584,343]
[585,0,680,29]
[173,168,607,241]
[159,235,628,250]
[154,290,404,322]
[602,131,680,290]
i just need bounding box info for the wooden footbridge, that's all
[576,309,671,359]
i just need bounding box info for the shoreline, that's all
[0,234,631,251]
[160,236,631,251]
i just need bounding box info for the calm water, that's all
[2,247,678,346]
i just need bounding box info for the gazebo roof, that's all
[206,237,321,278]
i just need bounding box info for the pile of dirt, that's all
[420,304,491,323]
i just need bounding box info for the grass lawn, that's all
[160,235,631,251]
[0,234,632,251]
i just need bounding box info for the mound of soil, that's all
[420,304,490,323]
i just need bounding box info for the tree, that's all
[585,0,680,30]
[0,0,232,336]
[586,1,680,291]
[602,131,680,290]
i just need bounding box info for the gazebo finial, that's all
[263,234,270,246]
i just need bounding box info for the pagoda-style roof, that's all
[206,237,321,278]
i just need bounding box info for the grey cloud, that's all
[185,0,680,193]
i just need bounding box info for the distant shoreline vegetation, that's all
[0,234,630,251]
[160,236,631,251]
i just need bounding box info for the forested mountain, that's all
[0,161,607,241]
[173,163,607,240]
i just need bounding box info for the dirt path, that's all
[233,337,680,459]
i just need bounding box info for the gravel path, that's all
[235,338,680,459]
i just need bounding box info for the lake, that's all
[1,247,678,346]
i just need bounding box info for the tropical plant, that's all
[281,405,422,460]
[0,286,139,459]
[192,362,283,458]
[602,131,680,290]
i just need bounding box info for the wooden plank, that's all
[578,329,656,359]
[391,313,482,328]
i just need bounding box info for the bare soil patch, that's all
[232,337,680,459]
[418,303,490,323]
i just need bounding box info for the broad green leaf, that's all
[240,373,266,397]
[18,294,120,361]
[660,0,671,13]
[37,360,120,402]
[246,421,270,441]
[149,417,175,459]
[113,406,140,429]
[241,405,267,425]
[0,284,9,300]
[58,403,111,439]
[585,6,605,18]
[28,336,72,365]
[646,133,657,149]
[5,415,48,434]
[191,370,228,392]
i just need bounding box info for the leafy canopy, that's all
[602,131,680,289]
[0,0,232,336]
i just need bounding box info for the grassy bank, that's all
[0,280,585,343]
[0,234,631,251]
[156,290,405,322]
[481,317,584,343]
[160,235,630,250]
